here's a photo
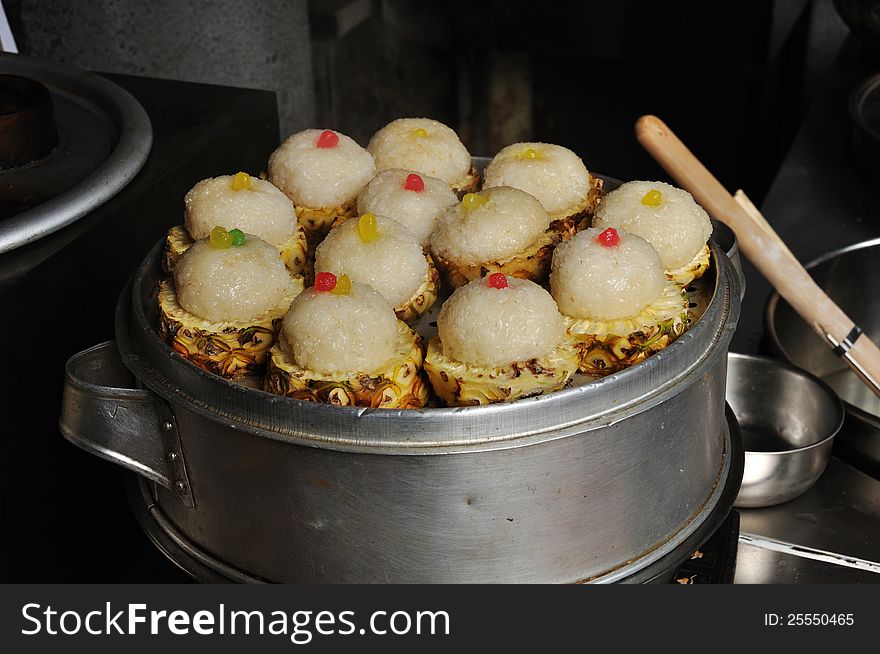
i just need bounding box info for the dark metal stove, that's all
[0,71,279,582]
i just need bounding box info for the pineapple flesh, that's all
[566,280,689,377]
[424,336,579,406]
[264,320,429,408]
[163,224,309,277]
[158,278,304,378]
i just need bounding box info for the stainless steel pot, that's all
[61,230,741,583]
[765,238,880,478]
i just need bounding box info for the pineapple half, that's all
[163,224,309,277]
[264,320,429,408]
[566,280,689,377]
[434,217,579,289]
[395,253,441,323]
[158,278,304,378]
[424,336,579,406]
[667,244,711,287]
[308,231,441,323]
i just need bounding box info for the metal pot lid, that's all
[0,54,152,253]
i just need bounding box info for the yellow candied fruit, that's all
[209,225,232,249]
[641,189,663,207]
[331,273,352,296]
[358,212,380,242]
[412,127,429,138]
[460,192,488,212]
[517,147,542,160]
[231,171,252,191]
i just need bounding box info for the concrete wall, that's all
[6,0,315,136]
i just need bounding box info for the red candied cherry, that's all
[597,227,620,248]
[487,273,508,289]
[316,130,339,148]
[404,173,425,192]
[314,271,337,292]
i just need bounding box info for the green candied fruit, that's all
[210,226,232,248]
[229,228,246,246]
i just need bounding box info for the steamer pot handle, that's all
[59,341,195,508]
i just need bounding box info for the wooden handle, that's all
[636,114,880,395]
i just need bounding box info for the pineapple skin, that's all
[424,336,579,406]
[157,279,303,378]
[395,254,441,323]
[434,217,578,289]
[264,321,429,409]
[667,244,711,287]
[163,224,309,277]
[566,282,689,377]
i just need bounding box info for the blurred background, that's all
[2,0,853,203]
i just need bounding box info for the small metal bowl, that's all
[726,353,844,508]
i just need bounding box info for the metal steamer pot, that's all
[61,201,743,584]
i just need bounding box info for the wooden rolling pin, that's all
[635,114,880,397]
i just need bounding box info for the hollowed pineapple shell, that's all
[565,281,689,377]
[667,244,711,287]
[295,200,358,254]
[163,224,309,277]
[157,278,303,378]
[424,336,579,406]
[434,217,578,289]
[451,165,480,198]
[395,253,441,323]
[563,173,605,228]
[264,321,429,409]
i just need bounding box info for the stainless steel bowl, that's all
[765,238,880,478]
[726,353,843,508]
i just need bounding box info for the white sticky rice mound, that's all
[429,186,550,265]
[184,175,296,247]
[315,215,428,309]
[357,169,458,246]
[438,277,564,367]
[366,118,471,186]
[268,129,375,209]
[174,236,294,324]
[482,142,591,217]
[550,227,667,321]
[279,281,398,375]
[593,180,712,270]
